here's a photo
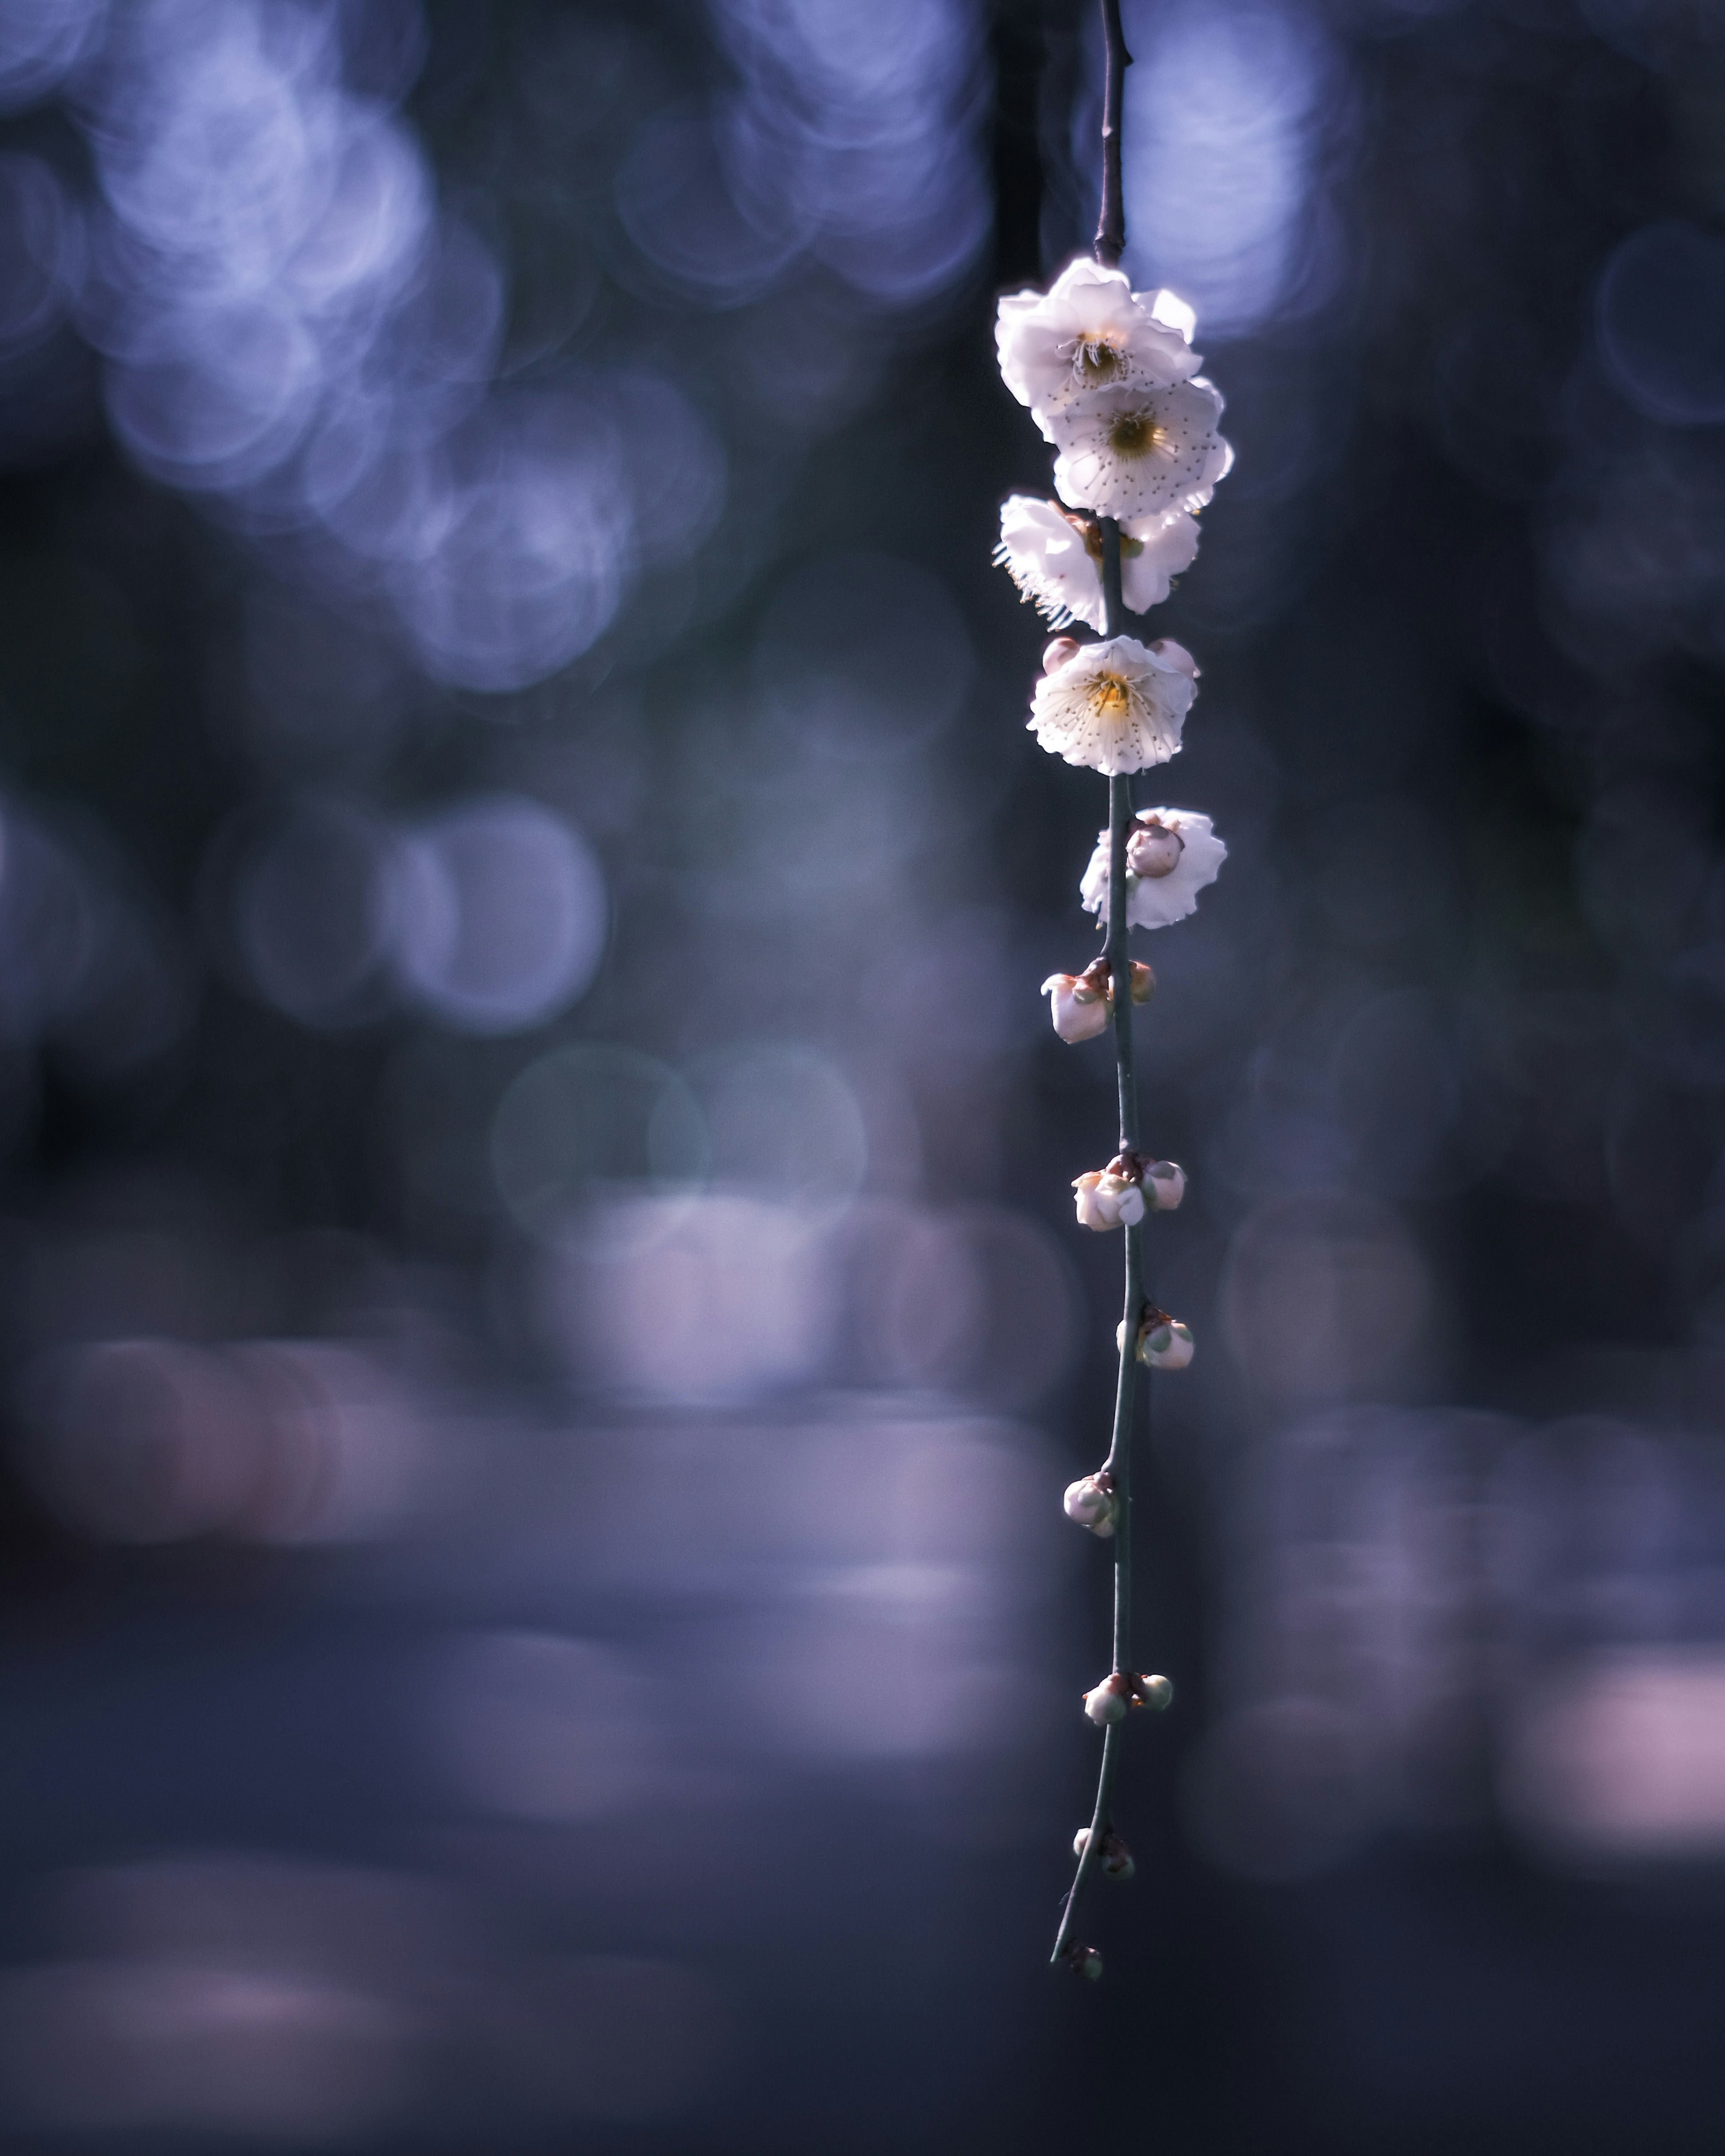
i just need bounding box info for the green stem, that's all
[1050,517,1144,1972]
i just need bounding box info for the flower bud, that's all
[1127,817,1185,880]
[1130,960,1155,1003]
[1040,972,1110,1044]
[1132,1673,1174,1711]
[1140,1318,1194,1371]
[1141,1159,1185,1211]
[1060,1943,1104,1981]
[1042,635,1082,675]
[1073,1171,1146,1231]
[1147,636,1199,680]
[1083,1672,1134,1725]
[1063,1472,1116,1537]
[1071,1827,1135,1878]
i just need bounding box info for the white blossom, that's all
[1081,806,1226,928]
[1073,1170,1145,1232]
[994,495,1200,631]
[1029,636,1196,775]
[1063,1473,1116,1536]
[995,258,1199,437]
[1049,378,1232,522]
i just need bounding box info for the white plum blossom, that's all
[1030,636,1197,775]
[1081,806,1226,928]
[1073,1170,1145,1231]
[995,258,1199,437]
[995,495,1200,631]
[1050,378,1232,522]
[1063,1472,1117,1537]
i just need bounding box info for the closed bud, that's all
[1070,1828,1134,1878]
[1042,635,1083,675]
[1063,1472,1116,1537]
[1073,1170,1146,1232]
[1127,816,1185,880]
[1083,1672,1134,1725]
[1140,1318,1194,1370]
[1060,1943,1104,1982]
[1132,1673,1174,1712]
[1130,960,1155,1003]
[1141,1159,1185,1210]
[1040,972,1110,1043]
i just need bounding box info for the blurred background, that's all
[0,0,1717,2147]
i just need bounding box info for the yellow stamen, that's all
[1107,410,1168,461]
[1074,336,1126,383]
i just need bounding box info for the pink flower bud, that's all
[1063,1472,1116,1537]
[1130,961,1155,1003]
[1042,635,1082,675]
[1141,1159,1185,1211]
[1127,817,1185,880]
[1040,972,1110,1043]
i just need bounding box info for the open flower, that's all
[994,495,1200,630]
[1073,1170,1145,1231]
[1050,378,1232,521]
[1064,1472,1117,1537]
[1029,636,1196,774]
[995,258,1199,434]
[1081,806,1226,928]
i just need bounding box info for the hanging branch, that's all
[993,0,1232,1985]
[1094,0,1132,270]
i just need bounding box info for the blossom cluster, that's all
[993,260,1235,1914]
[992,257,1233,1327]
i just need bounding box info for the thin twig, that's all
[1051,3,1145,1974]
[1093,0,1132,270]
